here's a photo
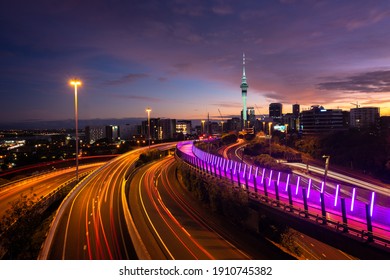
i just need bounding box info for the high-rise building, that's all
[292,104,300,131]
[292,104,300,118]
[85,125,119,143]
[300,105,346,134]
[269,103,283,122]
[176,120,192,135]
[159,118,176,140]
[106,125,119,141]
[120,124,139,140]
[226,117,241,132]
[240,53,248,129]
[248,107,256,127]
[85,126,105,144]
[350,107,380,129]
[141,118,177,140]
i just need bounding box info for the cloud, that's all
[317,70,390,93]
[212,4,233,15]
[211,102,242,108]
[103,73,149,86]
[343,9,390,31]
[110,93,162,102]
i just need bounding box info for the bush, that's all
[254,154,292,173]
[221,133,238,145]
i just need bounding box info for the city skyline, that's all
[1,0,390,125]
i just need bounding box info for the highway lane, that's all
[129,155,295,260]
[41,143,176,260]
[0,163,102,217]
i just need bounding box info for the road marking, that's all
[138,172,175,259]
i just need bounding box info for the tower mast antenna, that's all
[240,53,248,129]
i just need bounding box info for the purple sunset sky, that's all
[1,0,390,124]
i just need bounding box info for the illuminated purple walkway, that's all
[176,141,390,245]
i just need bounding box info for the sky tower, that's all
[240,53,248,129]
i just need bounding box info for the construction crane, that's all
[254,104,262,115]
[351,101,360,108]
[218,109,225,133]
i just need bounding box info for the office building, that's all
[350,107,380,129]
[176,120,192,135]
[269,103,283,122]
[300,105,346,134]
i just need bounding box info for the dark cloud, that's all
[110,94,162,102]
[103,73,149,86]
[317,71,390,93]
[211,102,242,109]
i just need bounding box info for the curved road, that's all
[41,144,175,259]
[129,155,295,260]
[0,163,102,217]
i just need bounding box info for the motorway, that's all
[40,144,175,260]
[128,155,295,259]
[0,163,102,218]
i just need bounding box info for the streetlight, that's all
[268,122,273,155]
[146,108,151,149]
[201,120,205,135]
[69,79,81,181]
[323,155,330,187]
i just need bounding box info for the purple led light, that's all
[230,160,233,170]
[334,184,339,207]
[238,163,242,173]
[307,178,312,198]
[248,166,252,180]
[243,164,247,178]
[295,176,300,195]
[370,192,375,217]
[255,166,258,178]
[268,170,273,187]
[351,188,356,212]
[285,174,290,191]
[319,181,325,202]
[277,172,281,186]
[234,161,237,174]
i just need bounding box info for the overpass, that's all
[176,141,390,259]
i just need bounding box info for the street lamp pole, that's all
[268,122,273,156]
[146,108,151,149]
[70,79,81,181]
[323,155,330,186]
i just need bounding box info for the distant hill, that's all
[0,117,203,130]
[0,118,145,130]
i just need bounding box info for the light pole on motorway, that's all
[268,122,273,155]
[323,155,330,187]
[70,79,82,181]
[146,108,151,149]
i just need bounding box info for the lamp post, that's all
[70,79,81,181]
[323,155,330,187]
[201,120,205,135]
[268,122,272,155]
[146,108,151,149]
